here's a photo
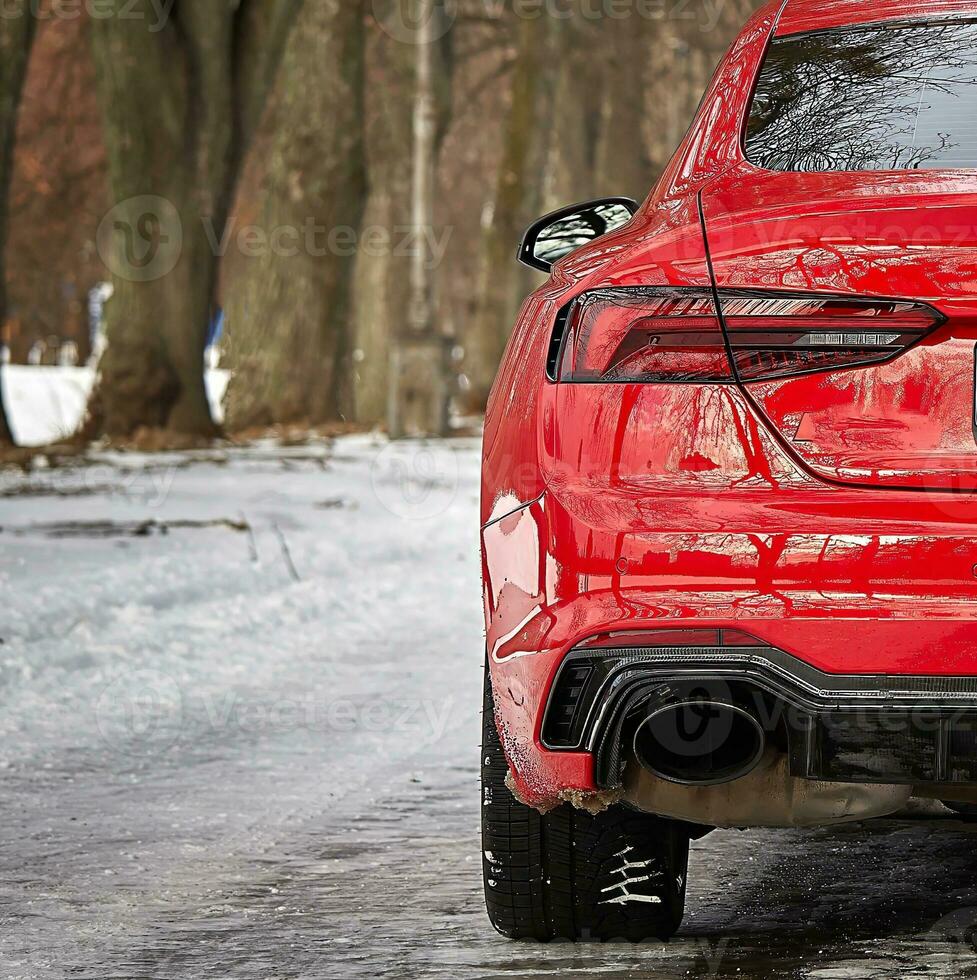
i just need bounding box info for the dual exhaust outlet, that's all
[633,693,767,787]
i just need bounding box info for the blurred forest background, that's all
[0,0,761,450]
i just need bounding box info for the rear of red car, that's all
[481,0,977,941]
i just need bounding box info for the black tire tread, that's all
[481,661,689,942]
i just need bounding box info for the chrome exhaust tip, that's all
[633,699,766,787]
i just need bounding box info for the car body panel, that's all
[484,394,977,805]
[777,0,977,37]
[482,0,977,810]
[701,167,977,490]
[481,0,783,530]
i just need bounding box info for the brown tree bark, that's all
[387,0,454,438]
[7,13,107,368]
[466,11,559,409]
[351,17,413,426]
[221,0,367,431]
[591,14,656,202]
[87,0,301,440]
[0,1,37,447]
[354,1,454,430]
[539,13,600,212]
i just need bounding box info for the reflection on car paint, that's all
[482,0,977,809]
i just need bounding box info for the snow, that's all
[2,432,977,977]
[0,435,486,977]
[2,365,231,446]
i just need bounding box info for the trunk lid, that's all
[701,167,977,491]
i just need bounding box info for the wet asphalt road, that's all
[40,791,977,978]
[3,443,977,979]
[7,689,977,980]
[9,748,977,980]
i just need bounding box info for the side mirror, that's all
[517,197,639,273]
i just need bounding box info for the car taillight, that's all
[555,288,940,383]
[557,288,731,383]
[719,293,940,381]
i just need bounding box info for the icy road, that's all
[2,436,977,979]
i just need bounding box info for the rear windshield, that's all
[745,19,977,172]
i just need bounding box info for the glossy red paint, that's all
[482,0,977,808]
[702,172,977,491]
[776,0,977,37]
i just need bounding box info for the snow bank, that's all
[2,365,230,446]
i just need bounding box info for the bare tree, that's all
[222,0,368,431]
[466,11,559,408]
[86,0,302,440]
[0,1,37,446]
[0,0,760,444]
[387,0,453,438]
[355,1,458,429]
[351,17,414,426]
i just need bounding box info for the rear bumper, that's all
[544,641,977,790]
[483,371,977,808]
[490,632,977,811]
[483,487,977,809]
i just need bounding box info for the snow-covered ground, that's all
[2,436,977,979]
[2,366,230,446]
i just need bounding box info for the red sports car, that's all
[481,0,977,942]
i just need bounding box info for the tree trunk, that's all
[351,175,408,426]
[87,0,301,441]
[0,2,37,447]
[354,1,454,432]
[222,0,367,431]
[540,14,600,212]
[466,11,559,409]
[352,13,413,425]
[388,0,452,438]
[591,15,655,202]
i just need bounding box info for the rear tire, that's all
[481,661,690,942]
